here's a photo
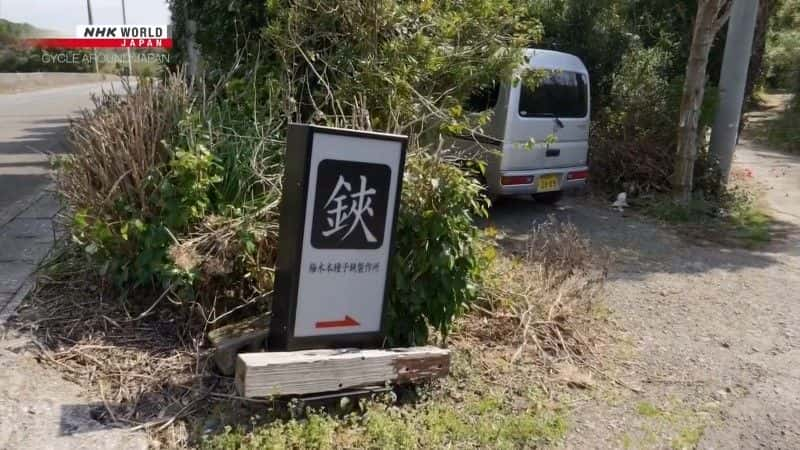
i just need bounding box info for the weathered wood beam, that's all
[236,346,450,397]
[208,313,270,375]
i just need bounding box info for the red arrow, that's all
[315,315,360,329]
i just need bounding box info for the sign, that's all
[24,25,172,49]
[269,124,407,351]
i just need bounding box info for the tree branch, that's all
[712,0,735,32]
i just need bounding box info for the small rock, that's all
[712,390,727,401]
[202,417,220,435]
[700,401,720,411]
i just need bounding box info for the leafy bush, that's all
[62,76,282,320]
[61,76,192,287]
[589,43,720,195]
[764,0,800,94]
[387,153,490,345]
[589,45,677,193]
[64,0,537,337]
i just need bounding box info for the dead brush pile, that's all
[462,216,608,370]
[58,73,283,324]
[61,74,190,220]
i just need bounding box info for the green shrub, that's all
[65,0,536,338]
[62,77,193,288]
[387,153,490,346]
[589,43,720,195]
[764,0,800,94]
[589,44,677,193]
[62,76,282,317]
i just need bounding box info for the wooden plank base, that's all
[208,313,270,375]
[236,346,450,397]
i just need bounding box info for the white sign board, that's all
[270,125,407,350]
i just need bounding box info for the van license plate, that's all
[537,175,560,192]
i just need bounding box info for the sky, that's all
[0,0,171,34]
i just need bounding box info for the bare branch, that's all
[713,0,735,32]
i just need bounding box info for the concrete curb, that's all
[0,278,36,325]
[0,189,60,326]
[0,190,46,229]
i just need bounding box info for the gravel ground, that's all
[490,139,800,449]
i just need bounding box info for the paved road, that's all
[0,80,125,224]
[0,80,125,317]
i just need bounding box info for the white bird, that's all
[612,192,628,212]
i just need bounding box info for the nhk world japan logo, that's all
[25,25,171,49]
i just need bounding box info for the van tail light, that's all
[567,170,589,181]
[501,175,534,186]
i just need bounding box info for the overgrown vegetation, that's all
[62,0,541,344]
[763,0,800,96]
[476,217,607,364]
[387,153,490,345]
[22,211,604,447]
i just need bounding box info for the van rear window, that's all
[519,71,588,118]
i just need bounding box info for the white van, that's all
[457,49,590,203]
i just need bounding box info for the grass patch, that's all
[636,401,662,418]
[728,206,771,244]
[641,183,773,247]
[618,399,712,450]
[204,394,567,450]
[671,424,705,450]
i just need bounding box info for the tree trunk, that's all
[673,0,731,203]
[739,0,775,135]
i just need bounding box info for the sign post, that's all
[269,124,407,351]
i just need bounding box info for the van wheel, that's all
[532,191,563,204]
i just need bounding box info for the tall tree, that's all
[673,0,733,203]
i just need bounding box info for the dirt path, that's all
[491,138,800,447]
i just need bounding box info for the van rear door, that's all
[501,70,590,171]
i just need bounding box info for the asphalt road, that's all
[0,80,125,224]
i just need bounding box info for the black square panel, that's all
[310,159,391,249]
